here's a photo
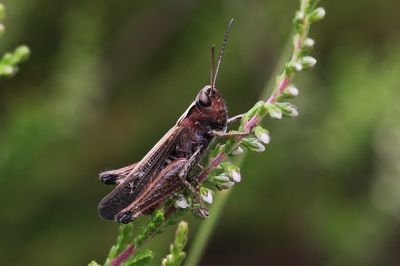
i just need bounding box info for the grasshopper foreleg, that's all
[209,130,248,138]
[227,113,244,124]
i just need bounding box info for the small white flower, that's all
[231,146,244,155]
[302,56,317,68]
[314,7,326,19]
[254,126,270,144]
[254,141,266,152]
[303,38,315,48]
[200,188,214,204]
[287,105,299,117]
[296,11,305,21]
[175,195,189,209]
[269,108,283,120]
[287,86,299,97]
[230,169,241,183]
[293,62,303,72]
[309,7,326,22]
[258,132,270,144]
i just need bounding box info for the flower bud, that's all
[254,126,270,144]
[309,7,326,22]
[174,195,189,209]
[231,146,244,155]
[289,61,303,72]
[221,162,242,183]
[286,85,299,97]
[294,11,305,22]
[300,56,317,69]
[200,187,214,204]
[303,37,315,49]
[231,169,241,182]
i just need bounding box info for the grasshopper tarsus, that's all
[99,173,120,185]
[117,212,133,224]
[193,207,209,219]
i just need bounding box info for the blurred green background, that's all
[1,0,400,265]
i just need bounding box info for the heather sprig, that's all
[199,0,325,191]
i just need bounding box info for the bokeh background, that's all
[1,0,400,265]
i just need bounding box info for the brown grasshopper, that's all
[98,19,243,224]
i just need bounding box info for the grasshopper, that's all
[98,19,243,224]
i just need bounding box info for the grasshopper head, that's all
[178,85,227,130]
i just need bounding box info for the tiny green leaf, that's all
[265,103,283,120]
[88,261,101,266]
[241,136,266,153]
[276,102,299,118]
[241,101,266,127]
[125,249,154,266]
[161,221,189,266]
[134,209,165,247]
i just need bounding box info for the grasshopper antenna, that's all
[210,45,216,86]
[211,18,234,90]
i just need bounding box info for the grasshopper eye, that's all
[198,91,212,107]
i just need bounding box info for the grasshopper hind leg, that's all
[114,153,206,224]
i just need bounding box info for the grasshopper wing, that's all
[98,125,184,220]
